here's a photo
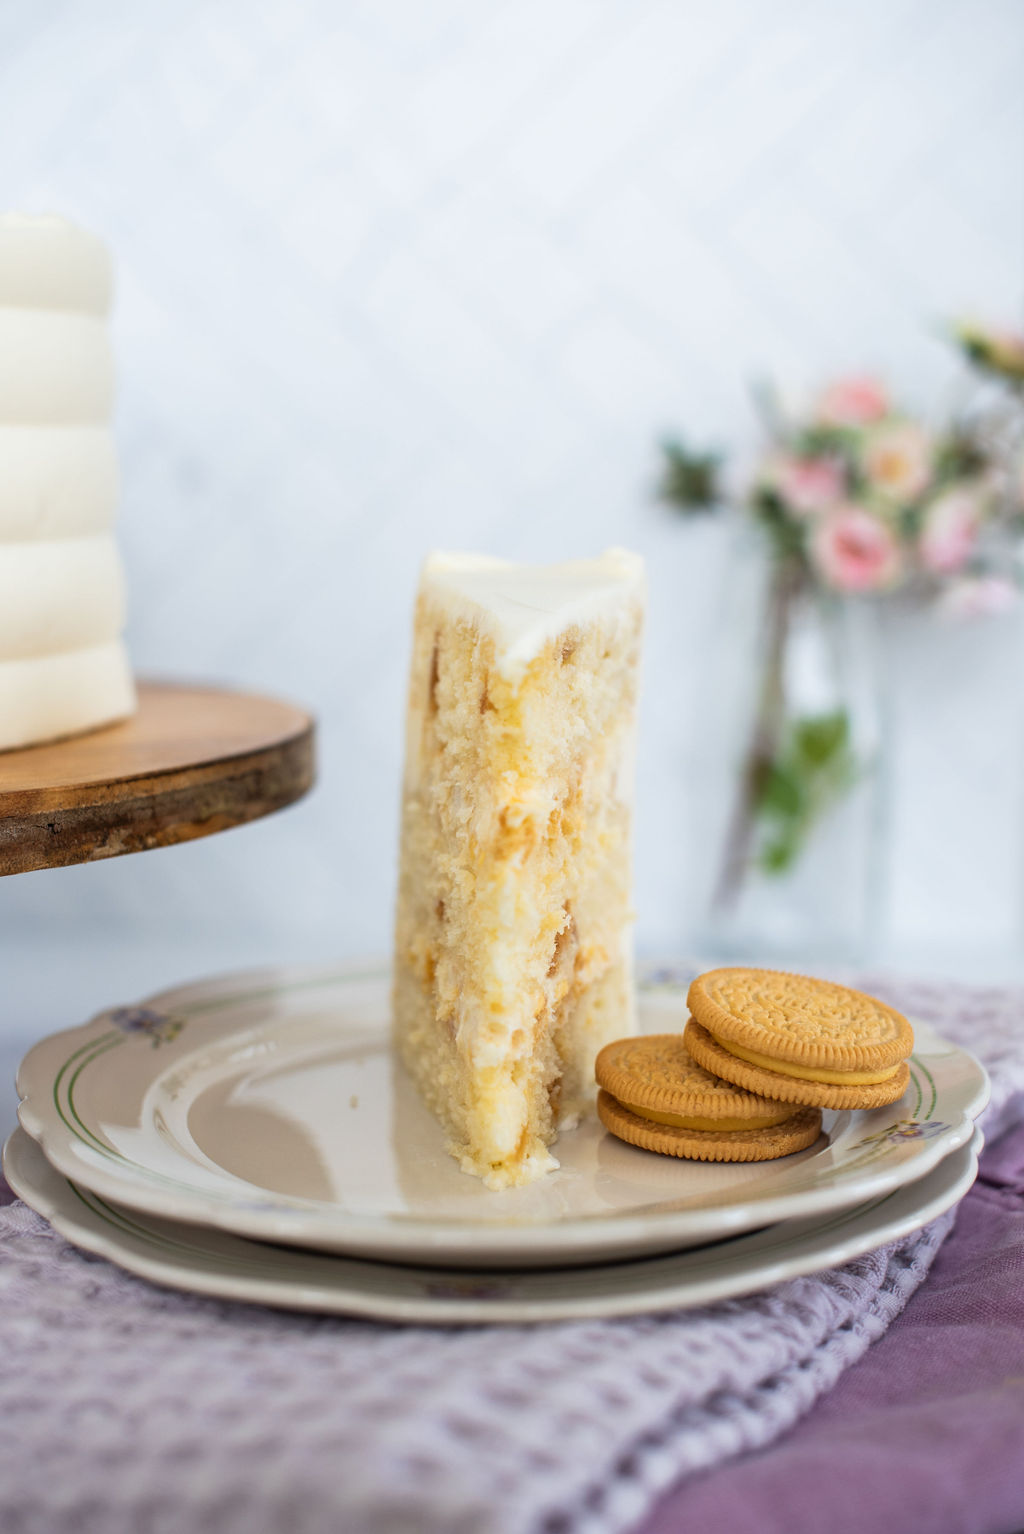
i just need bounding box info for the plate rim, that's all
[2,1124,982,1324]
[15,960,991,1264]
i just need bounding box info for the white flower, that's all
[860,421,932,504]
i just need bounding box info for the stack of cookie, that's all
[597,968,915,1164]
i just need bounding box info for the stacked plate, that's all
[4,963,989,1323]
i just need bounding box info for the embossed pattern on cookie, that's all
[688,968,913,1070]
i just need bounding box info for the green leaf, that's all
[658,438,722,513]
[933,427,987,484]
[799,423,851,455]
[757,761,805,818]
[793,710,849,768]
[747,489,812,564]
[759,834,801,874]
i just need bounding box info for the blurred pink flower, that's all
[861,421,932,503]
[763,452,845,515]
[811,504,901,592]
[937,575,1018,620]
[817,376,889,427]
[919,484,984,574]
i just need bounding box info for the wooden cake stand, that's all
[0,680,315,877]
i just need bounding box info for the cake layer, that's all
[0,426,117,540]
[0,535,125,661]
[421,548,644,682]
[0,214,111,313]
[0,311,112,423]
[0,640,134,752]
[394,549,645,1189]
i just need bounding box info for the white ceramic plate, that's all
[3,1124,981,1323]
[16,963,989,1267]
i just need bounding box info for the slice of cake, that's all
[393,549,645,1188]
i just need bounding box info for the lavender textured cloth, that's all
[637,1122,1024,1534]
[1,976,1023,1534]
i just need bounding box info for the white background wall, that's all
[0,0,1023,1071]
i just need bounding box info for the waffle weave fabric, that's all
[1,975,1022,1534]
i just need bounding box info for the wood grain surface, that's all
[0,680,315,876]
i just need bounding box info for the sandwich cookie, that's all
[685,968,913,1111]
[595,1034,821,1162]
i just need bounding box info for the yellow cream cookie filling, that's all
[621,1099,793,1132]
[713,1035,902,1085]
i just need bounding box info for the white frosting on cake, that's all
[421,548,645,680]
[0,214,111,313]
[0,214,133,750]
[0,535,125,661]
[0,311,112,423]
[0,426,117,540]
[0,641,134,751]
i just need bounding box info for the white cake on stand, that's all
[0,214,134,751]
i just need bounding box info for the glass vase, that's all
[689,541,886,965]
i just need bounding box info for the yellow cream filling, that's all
[712,1035,901,1086]
[622,1099,792,1132]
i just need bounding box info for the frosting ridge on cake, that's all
[0,214,133,750]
